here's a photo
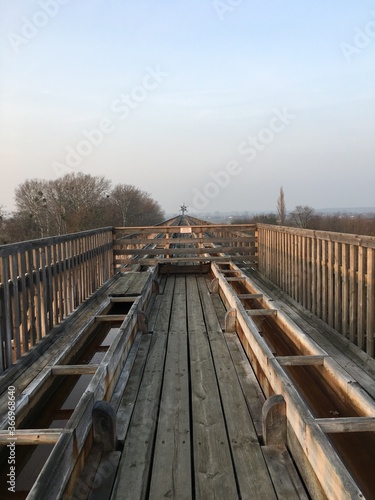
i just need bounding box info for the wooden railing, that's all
[257,224,375,357]
[0,228,113,372]
[2,220,373,372]
[113,224,258,270]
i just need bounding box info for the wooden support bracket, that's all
[137,310,149,334]
[225,308,237,333]
[152,279,160,295]
[262,394,287,446]
[92,401,117,452]
[209,277,219,294]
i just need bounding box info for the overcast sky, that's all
[0,0,374,216]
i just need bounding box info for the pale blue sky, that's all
[1,0,374,215]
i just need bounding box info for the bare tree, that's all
[5,173,164,243]
[12,173,111,239]
[14,179,51,237]
[109,184,164,226]
[290,205,315,228]
[277,186,286,225]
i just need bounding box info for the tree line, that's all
[0,172,164,244]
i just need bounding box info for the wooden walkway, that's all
[80,274,307,500]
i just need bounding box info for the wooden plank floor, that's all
[109,274,306,500]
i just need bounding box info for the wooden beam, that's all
[95,315,127,322]
[110,297,137,303]
[0,429,64,444]
[50,365,99,375]
[276,355,327,366]
[237,293,263,299]
[226,277,247,281]
[315,417,375,433]
[246,309,277,317]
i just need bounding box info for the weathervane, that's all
[180,204,187,215]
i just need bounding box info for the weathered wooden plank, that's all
[357,246,365,350]
[349,245,357,344]
[112,277,175,499]
[50,365,99,375]
[315,417,375,433]
[108,273,149,297]
[223,331,266,437]
[366,248,374,357]
[2,256,13,367]
[88,451,121,500]
[327,240,334,328]
[262,445,309,500]
[11,253,22,359]
[187,276,238,499]
[110,331,143,412]
[341,243,349,339]
[237,293,263,299]
[106,334,148,442]
[334,241,341,332]
[94,315,127,322]
[197,277,276,499]
[149,276,191,499]
[116,256,256,266]
[114,246,257,256]
[20,251,29,354]
[276,355,327,366]
[0,428,64,444]
[246,309,277,316]
[110,297,137,303]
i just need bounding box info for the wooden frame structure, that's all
[113,223,257,270]
[1,221,374,375]
[257,224,375,358]
[0,228,113,372]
